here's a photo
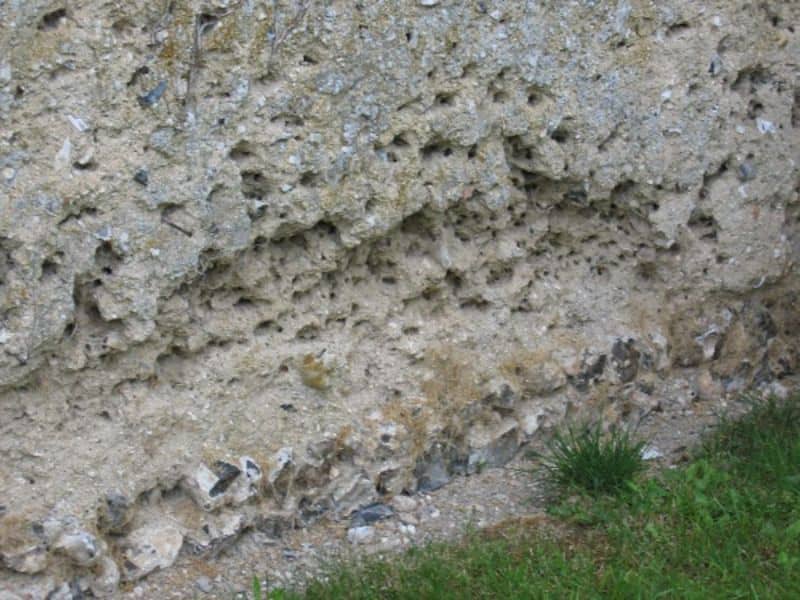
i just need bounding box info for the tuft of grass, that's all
[535,422,646,496]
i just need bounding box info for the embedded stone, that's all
[97,491,133,534]
[1,544,48,574]
[183,456,260,511]
[466,419,520,474]
[351,502,394,527]
[121,521,183,581]
[89,556,121,597]
[53,530,100,567]
[346,526,375,545]
[183,511,245,556]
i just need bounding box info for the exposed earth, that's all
[119,383,787,599]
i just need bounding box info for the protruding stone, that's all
[121,521,183,581]
[97,491,133,534]
[414,446,451,492]
[391,494,418,513]
[184,511,245,556]
[196,576,213,594]
[1,544,48,574]
[133,168,149,186]
[351,502,394,527]
[268,447,294,486]
[253,510,293,539]
[183,456,261,511]
[346,525,375,545]
[331,471,376,517]
[53,530,100,567]
[466,419,520,474]
[90,556,121,597]
[482,379,517,414]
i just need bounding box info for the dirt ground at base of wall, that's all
[115,386,782,600]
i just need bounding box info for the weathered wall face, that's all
[1,0,798,595]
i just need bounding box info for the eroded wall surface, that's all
[1,0,798,595]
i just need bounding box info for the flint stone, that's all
[121,521,183,581]
[332,472,376,517]
[1,544,48,574]
[414,448,451,493]
[346,526,375,545]
[183,456,261,511]
[466,419,520,474]
[253,510,293,539]
[196,576,213,593]
[89,556,121,597]
[53,530,99,567]
[97,491,132,534]
[184,511,245,556]
[351,502,394,527]
[391,494,418,513]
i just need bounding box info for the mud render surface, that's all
[1,0,799,597]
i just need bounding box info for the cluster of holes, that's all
[116,171,660,384]
[420,140,453,160]
[688,209,719,241]
[731,65,772,94]
[241,170,270,200]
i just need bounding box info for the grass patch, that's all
[535,422,646,496]
[263,395,800,599]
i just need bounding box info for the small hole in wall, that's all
[420,141,453,160]
[126,66,149,87]
[40,255,62,280]
[255,320,283,337]
[493,91,509,103]
[467,145,477,159]
[38,8,67,30]
[234,297,255,309]
[299,171,319,186]
[73,158,97,171]
[747,100,764,119]
[198,13,219,34]
[253,236,267,252]
[296,324,319,340]
[229,141,254,162]
[406,30,413,42]
[550,127,569,143]
[391,133,409,147]
[434,92,454,106]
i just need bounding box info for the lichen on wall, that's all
[0,0,798,595]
